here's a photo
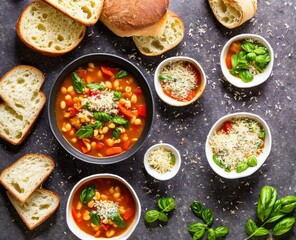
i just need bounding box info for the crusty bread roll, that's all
[133,10,184,56]
[100,0,169,37]
[208,0,257,29]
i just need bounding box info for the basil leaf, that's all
[247,52,257,62]
[72,72,84,93]
[273,217,295,236]
[247,156,257,167]
[246,219,258,235]
[85,102,91,111]
[236,162,249,173]
[279,196,296,214]
[258,128,265,140]
[157,197,175,213]
[90,212,100,226]
[202,208,214,226]
[76,125,94,139]
[254,46,268,55]
[80,189,87,204]
[214,226,229,237]
[242,40,255,53]
[93,121,103,129]
[111,212,126,228]
[112,116,128,125]
[157,212,168,222]
[112,127,121,140]
[113,91,122,100]
[255,54,271,65]
[213,154,224,168]
[80,185,95,204]
[87,83,105,91]
[94,112,111,122]
[115,70,128,79]
[239,70,254,83]
[266,214,286,224]
[231,54,240,68]
[191,201,204,218]
[145,210,160,223]
[229,68,241,76]
[159,74,173,81]
[253,227,270,237]
[170,153,176,165]
[188,222,207,235]
[257,186,278,222]
[207,228,216,240]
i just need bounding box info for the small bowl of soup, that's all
[220,34,274,88]
[154,56,207,107]
[48,53,154,164]
[66,174,141,240]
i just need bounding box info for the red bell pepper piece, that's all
[138,105,146,118]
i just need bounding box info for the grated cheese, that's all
[93,200,118,220]
[148,147,175,174]
[160,60,198,100]
[209,118,264,170]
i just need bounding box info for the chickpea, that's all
[122,134,128,142]
[108,122,115,129]
[65,94,72,101]
[109,187,115,194]
[67,86,74,93]
[94,129,99,137]
[113,192,120,198]
[115,186,121,193]
[106,229,115,238]
[60,101,66,109]
[101,194,108,200]
[61,86,67,95]
[98,134,104,140]
[88,62,95,69]
[113,80,119,88]
[69,130,75,137]
[95,191,101,200]
[83,211,90,221]
[87,200,94,208]
[76,201,83,210]
[119,98,126,105]
[97,70,103,79]
[105,81,112,89]
[73,97,80,103]
[102,126,109,134]
[91,142,97,149]
[106,138,114,147]
[103,219,109,224]
[65,123,72,131]
[134,119,142,125]
[131,94,137,104]
[71,138,77,143]
[119,207,126,215]
[130,115,136,124]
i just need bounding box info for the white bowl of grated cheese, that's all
[205,112,272,179]
[144,143,181,180]
[154,56,207,106]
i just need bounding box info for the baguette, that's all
[7,189,60,230]
[208,0,257,29]
[16,0,86,56]
[132,10,185,56]
[0,154,55,203]
[43,0,104,26]
[0,65,46,145]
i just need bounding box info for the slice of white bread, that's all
[0,65,46,145]
[43,0,104,26]
[7,189,60,230]
[208,0,257,29]
[0,154,55,203]
[132,10,184,56]
[16,0,86,56]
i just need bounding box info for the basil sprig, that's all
[87,83,105,91]
[72,72,84,93]
[80,185,95,204]
[188,201,229,240]
[115,70,128,79]
[94,112,111,122]
[245,186,296,239]
[111,212,126,228]
[76,125,94,138]
[90,212,100,226]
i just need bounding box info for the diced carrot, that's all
[96,142,104,151]
[229,41,242,54]
[68,107,79,117]
[133,87,142,95]
[225,54,232,69]
[185,90,197,101]
[66,99,74,107]
[122,140,131,151]
[101,66,114,77]
[101,224,110,232]
[118,103,134,118]
[77,70,87,79]
[81,146,89,154]
[71,207,81,223]
[105,147,123,156]
[138,105,146,118]
[94,230,101,238]
[123,208,135,221]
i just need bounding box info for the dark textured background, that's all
[0,1,295,240]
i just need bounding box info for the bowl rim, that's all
[205,112,272,179]
[154,56,207,107]
[48,53,154,164]
[143,143,181,181]
[220,33,274,88]
[66,173,141,240]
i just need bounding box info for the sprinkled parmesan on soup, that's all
[148,147,176,174]
[93,200,119,221]
[209,118,265,172]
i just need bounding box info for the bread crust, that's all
[7,189,60,230]
[0,65,46,145]
[16,1,86,56]
[100,0,169,37]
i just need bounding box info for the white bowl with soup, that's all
[205,112,272,179]
[154,56,207,106]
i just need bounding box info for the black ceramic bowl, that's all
[48,53,154,164]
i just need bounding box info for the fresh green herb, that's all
[236,162,249,173]
[159,74,173,81]
[93,121,103,129]
[212,154,224,169]
[244,186,296,240]
[112,116,128,125]
[188,222,207,235]
[115,70,128,79]
[242,40,255,53]
[145,197,175,224]
[113,91,122,100]
[85,102,91,111]
[258,128,265,140]
[247,156,257,167]
[239,70,254,83]
[90,212,100,226]
[80,185,95,204]
[86,83,105,91]
[214,226,229,238]
[202,209,214,227]
[112,127,121,139]
[111,212,126,228]
[170,153,176,165]
[207,228,216,240]
[93,112,111,122]
[190,201,204,218]
[76,125,94,138]
[72,72,84,93]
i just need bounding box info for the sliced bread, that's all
[16,0,86,56]
[0,154,55,203]
[43,0,104,26]
[208,0,257,29]
[0,65,46,145]
[132,10,185,56]
[7,189,60,230]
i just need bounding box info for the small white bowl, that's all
[205,112,272,179]
[66,174,141,240]
[220,34,274,88]
[144,143,181,181]
[154,56,207,107]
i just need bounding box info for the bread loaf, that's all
[0,65,46,145]
[208,0,257,29]
[133,10,184,56]
[100,0,169,37]
[0,154,55,203]
[16,0,86,56]
[7,189,60,230]
[43,0,104,26]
